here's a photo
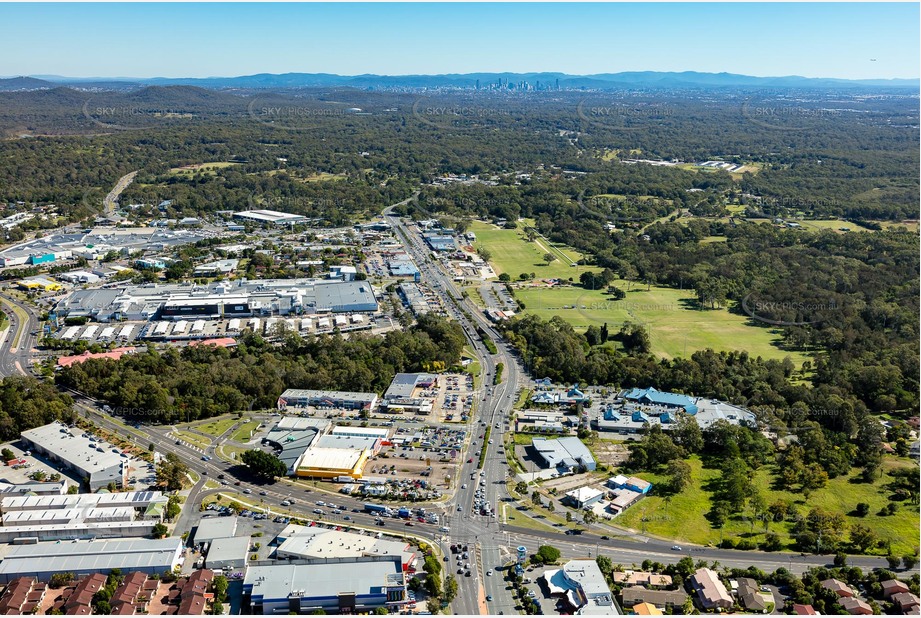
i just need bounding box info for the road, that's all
[0,292,39,377]
[103,171,138,217]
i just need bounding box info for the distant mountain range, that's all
[2,71,917,92]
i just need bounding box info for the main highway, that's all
[0,291,40,377]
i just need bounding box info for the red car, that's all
[405,521,415,526]
[467,458,473,463]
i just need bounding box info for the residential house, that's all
[821,578,855,598]
[792,604,817,615]
[892,592,920,614]
[632,602,663,615]
[64,573,107,614]
[690,568,732,611]
[882,580,911,598]
[839,597,873,615]
[0,577,44,614]
[736,578,769,613]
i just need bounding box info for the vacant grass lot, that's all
[469,221,595,280]
[231,421,260,443]
[514,283,809,365]
[191,416,239,437]
[616,456,919,556]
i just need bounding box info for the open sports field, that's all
[514,283,810,366]
[469,221,595,281]
[616,456,919,556]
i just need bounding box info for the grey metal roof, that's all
[205,535,251,566]
[245,558,403,602]
[0,538,183,577]
[20,422,125,477]
[194,516,239,545]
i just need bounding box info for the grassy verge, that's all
[190,415,239,437]
[217,443,249,462]
[514,389,532,410]
[494,363,504,385]
[477,427,492,470]
[172,430,212,450]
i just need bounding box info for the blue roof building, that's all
[623,387,698,414]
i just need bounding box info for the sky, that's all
[0,3,918,80]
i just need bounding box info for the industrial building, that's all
[275,525,416,571]
[0,538,184,584]
[0,491,167,543]
[277,389,379,412]
[19,422,127,491]
[55,278,378,323]
[0,480,68,496]
[193,515,239,545]
[205,535,251,571]
[531,437,596,474]
[381,373,438,414]
[263,417,330,474]
[232,209,308,226]
[243,556,407,615]
[542,560,620,615]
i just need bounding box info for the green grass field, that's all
[190,415,239,437]
[469,221,595,280]
[231,421,260,443]
[616,456,919,555]
[514,283,809,365]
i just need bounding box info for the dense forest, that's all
[56,315,465,424]
[0,86,916,225]
[0,376,75,441]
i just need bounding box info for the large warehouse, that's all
[0,491,167,543]
[277,389,379,412]
[20,422,127,491]
[275,526,416,571]
[531,437,597,474]
[243,556,407,615]
[55,278,378,323]
[232,209,308,226]
[0,538,184,584]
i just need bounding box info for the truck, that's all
[397,507,412,519]
[364,503,391,516]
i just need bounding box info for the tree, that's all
[583,510,597,524]
[49,572,74,589]
[373,607,389,615]
[515,481,528,495]
[211,601,224,615]
[443,574,459,604]
[240,449,287,479]
[887,554,902,570]
[166,495,182,522]
[532,490,542,506]
[67,485,79,494]
[854,502,870,517]
[212,575,229,603]
[850,524,878,553]
[566,511,573,522]
[903,554,919,570]
[595,555,613,578]
[534,545,561,565]
[542,253,555,265]
[498,272,511,283]
[667,460,693,492]
[424,572,441,597]
[1,447,14,461]
[157,453,190,491]
[152,523,168,538]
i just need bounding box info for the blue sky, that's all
[1,3,917,80]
